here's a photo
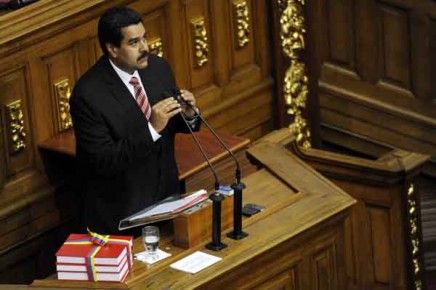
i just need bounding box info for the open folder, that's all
[118,189,208,230]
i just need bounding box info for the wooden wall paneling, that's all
[141,4,168,59]
[184,0,214,91]
[254,268,297,290]
[310,0,436,160]
[319,91,436,154]
[90,36,103,65]
[228,0,255,78]
[354,0,378,83]
[409,9,432,101]
[163,0,190,89]
[0,106,5,188]
[326,0,355,71]
[0,67,34,177]
[43,46,78,135]
[377,3,412,93]
[264,127,429,289]
[430,17,436,101]
[368,205,391,284]
[205,82,272,135]
[251,0,271,79]
[312,245,337,290]
[210,0,231,88]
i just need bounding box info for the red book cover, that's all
[56,234,133,266]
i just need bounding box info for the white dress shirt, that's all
[109,59,161,141]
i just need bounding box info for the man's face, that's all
[107,22,149,74]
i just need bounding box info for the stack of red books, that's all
[55,234,133,282]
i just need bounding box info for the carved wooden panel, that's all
[368,205,391,284]
[229,0,255,75]
[0,109,5,188]
[185,0,213,90]
[312,244,337,290]
[0,67,33,176]
[430,17,436,101]
[326,0,354,69]
[378,4,411,91]
[142,6,167,58]
[254,268,298,290]
[43,46,78,134]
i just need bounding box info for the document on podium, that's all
[118,189,208,230]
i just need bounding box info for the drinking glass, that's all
[142,226,160,259]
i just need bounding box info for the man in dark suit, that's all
[70,6,200,235]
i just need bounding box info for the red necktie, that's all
[129,76,151,120]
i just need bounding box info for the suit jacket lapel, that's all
[98,56,148,123]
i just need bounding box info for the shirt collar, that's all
[109,59,140,85]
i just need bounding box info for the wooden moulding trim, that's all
[0,0,103,43]
[319,81,436,127]
[261,128,430,185]
[286,132,430,174]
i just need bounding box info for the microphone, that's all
[165,91,227,250]
[171,88,248,240]
[171,88,243,184]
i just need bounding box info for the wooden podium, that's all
[261,128,430,290]
[31,134,355,289]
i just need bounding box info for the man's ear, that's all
[106,43,118,58]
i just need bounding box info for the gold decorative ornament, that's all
[407,183,423,290]
[54,79,73,132]
[233,0,250,48]
[149,38,164,57]
[190,17,209,67]
[279,0,310,148]
[6,100,26,153]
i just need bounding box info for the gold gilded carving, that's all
[6,100,26,153]
[149,38,164,57]
[54,79,73,132]
[279,0,310,148]
[233,0,250,48]
[407,184,423,290]
[190,18,209,68]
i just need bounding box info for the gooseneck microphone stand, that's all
[175,89,248,240]
[179,110,227,251]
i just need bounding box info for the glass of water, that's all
[142,225,160,259]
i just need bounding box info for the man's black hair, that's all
[98,6,143,55]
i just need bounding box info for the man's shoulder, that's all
[74,57,109,93]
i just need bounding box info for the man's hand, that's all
[149,97,181,132]
[178,89,197,118]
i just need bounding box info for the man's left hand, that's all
[178,89,197,118]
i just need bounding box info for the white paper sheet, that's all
[170,251,222,274]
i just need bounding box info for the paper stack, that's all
[55,234,133,282]
[119,189,209,230]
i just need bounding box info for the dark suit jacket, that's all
[70,54,199,234]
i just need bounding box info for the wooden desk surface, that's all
[31,142,356,290]
[38,129,250,180]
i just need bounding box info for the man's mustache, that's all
[137,51,149,61]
